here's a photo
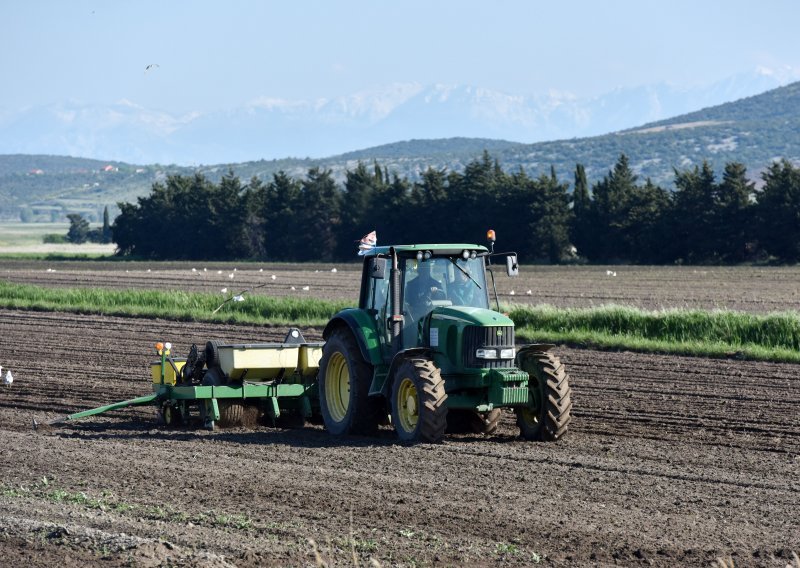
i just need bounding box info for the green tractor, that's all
[318,232,572,443]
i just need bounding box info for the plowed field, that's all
[1,309,798,566]
[3,260,800,312]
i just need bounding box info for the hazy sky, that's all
[2,0,800,114]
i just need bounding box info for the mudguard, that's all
[323,308,383,366]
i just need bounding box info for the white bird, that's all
[147,269,151,273]
[191,268,197,273]
[228,273,235,279]
[290,286,296,291]
[46,268,55,273]
[271,274,277,280]
[204,268,207,272]
[232,295,245,302]
[3,369,12,386]
[509,290,516,296]
[259,268,264,273]
[315,270,319,273]
[220,288,227,294]
[526,290,532,295]
[302,285,310,291]
[233,268,237,272]
[331,267,337,273]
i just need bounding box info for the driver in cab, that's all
[405,261,443,320]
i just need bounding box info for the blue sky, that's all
[2,0,800,114]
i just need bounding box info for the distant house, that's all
[29,169,44,175]
[102,165,118,172]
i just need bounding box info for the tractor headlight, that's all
[500,348,515,359]
[476,348,498,359]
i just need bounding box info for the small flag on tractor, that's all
[357,230,377,255]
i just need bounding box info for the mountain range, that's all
[1,71,800,222]
[0,69,796,165]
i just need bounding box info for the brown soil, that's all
[0,309,798,566]
[3,260,800,312]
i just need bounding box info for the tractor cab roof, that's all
[364,244,489,258]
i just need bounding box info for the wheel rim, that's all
[163,405,173,425]
[396,377,419,434]
[325,352,350,422]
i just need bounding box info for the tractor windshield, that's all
[403,256,488,320]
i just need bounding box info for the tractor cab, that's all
[360,246,495,358]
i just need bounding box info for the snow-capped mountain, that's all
[1,68,797,165]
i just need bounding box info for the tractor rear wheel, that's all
[515,351,572,441]
[318,328,381,436]
[391,358,448,443]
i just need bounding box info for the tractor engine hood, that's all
[428,305,514,327]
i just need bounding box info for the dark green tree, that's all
[586,154,639,261]
[756,160,800,262]
[671,161,718,262]
[66,213,90,244]
[715,162,755,262]
[337,161,384,257]
[262,171,302,260]
[101,206,112,243]
[296,168,341,261]
[571,163,592,258]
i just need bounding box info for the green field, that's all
[1,281,798,363]
[0,222,70,246]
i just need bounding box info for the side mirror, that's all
[506,254,519,277]
[370,257,387,279]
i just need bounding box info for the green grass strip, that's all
[1,282,799,362]
[0,281,349,326]
[511,304,800,363]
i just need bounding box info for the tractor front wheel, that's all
[318,328,381,436]
[391,358,448,443]
[515,351,572,441]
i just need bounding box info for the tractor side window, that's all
[368,278,389,311]
[369,276,389,313]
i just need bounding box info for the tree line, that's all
[110,152,800,264]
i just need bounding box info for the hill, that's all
[1,81,799,221]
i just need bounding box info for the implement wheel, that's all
[515,351,572,441]
[218,401,245,428]
[391,358,448,443]
[318,327,381,436]
[157,402,181,427]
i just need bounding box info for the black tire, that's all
[157,402,180,427]
[201,367,226,386]
[391,358,448,443]
[318,327,381,436]
[515,351,572,441]
[205,340,221,368]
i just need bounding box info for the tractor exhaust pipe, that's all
[389,247,403,354]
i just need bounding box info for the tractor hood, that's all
[428,306,514,327]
